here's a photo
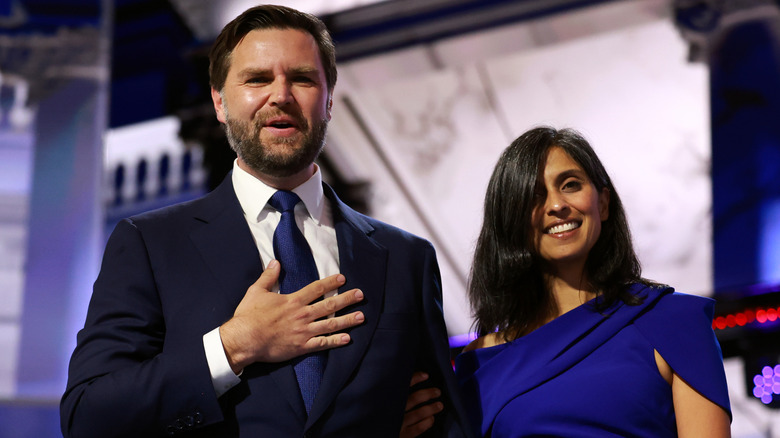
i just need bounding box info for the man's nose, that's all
[269,79,293,106]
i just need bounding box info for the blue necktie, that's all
[269,190,326,414]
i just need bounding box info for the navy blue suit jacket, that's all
[61,176,470,437]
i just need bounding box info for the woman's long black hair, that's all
[469,126,651,339]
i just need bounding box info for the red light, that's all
[713,305,780,330]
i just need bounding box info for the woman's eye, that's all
[562,180,581,191]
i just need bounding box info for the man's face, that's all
[211,28,332,181]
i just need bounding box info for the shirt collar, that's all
[231,160,325,224]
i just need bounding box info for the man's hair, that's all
[469,126,650,339]
[208,4,337,93]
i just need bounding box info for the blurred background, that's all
[1,0,779,436]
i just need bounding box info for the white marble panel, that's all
[327,96,476,335]
[434,0,669,69]
[338,46,439,92]
[484,19,712,295]
[330,71,502,334]
[345,65,508,280]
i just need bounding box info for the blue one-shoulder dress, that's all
[455,284,731,437]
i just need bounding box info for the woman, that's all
[456,127,731,437]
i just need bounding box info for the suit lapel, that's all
[189,178,260,304]
[188,176,307,421]
[307,185,388,426]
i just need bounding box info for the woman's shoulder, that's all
[645,286,715,318]
[630,285,731,417]
[626,282,713,311]
[462,332,507,353]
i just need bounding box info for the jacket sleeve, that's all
[60,219,224,437]
[418,243,475,437]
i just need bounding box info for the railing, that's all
[103,116,207,226]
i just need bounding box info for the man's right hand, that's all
[219,259,365,373]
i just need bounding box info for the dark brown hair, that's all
[469,126,650,339]
[208,5,337,93]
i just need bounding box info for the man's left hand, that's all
[400,371,444,438]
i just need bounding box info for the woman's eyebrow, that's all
[554,169,587,184]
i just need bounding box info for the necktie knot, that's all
[269,190,301,214]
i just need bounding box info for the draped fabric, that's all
[455,284,730,437]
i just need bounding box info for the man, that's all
[61,5,469,437]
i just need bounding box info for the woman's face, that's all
[531,147,610,272]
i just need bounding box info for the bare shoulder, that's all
[461,332,507,353]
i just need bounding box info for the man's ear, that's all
[326,95,333,121]
[211,88,227,124]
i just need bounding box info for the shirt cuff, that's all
[203,327,242,398]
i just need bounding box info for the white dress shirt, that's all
[203,160,340,397]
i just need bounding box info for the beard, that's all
[224,107,328,178]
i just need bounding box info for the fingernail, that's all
[354,290,364,300]
[355,312,364,322]
[267,260,278,269]
[435,402,444,411]
[341,334,350,343]
[434,388,441,397]
[337,274,346,283]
